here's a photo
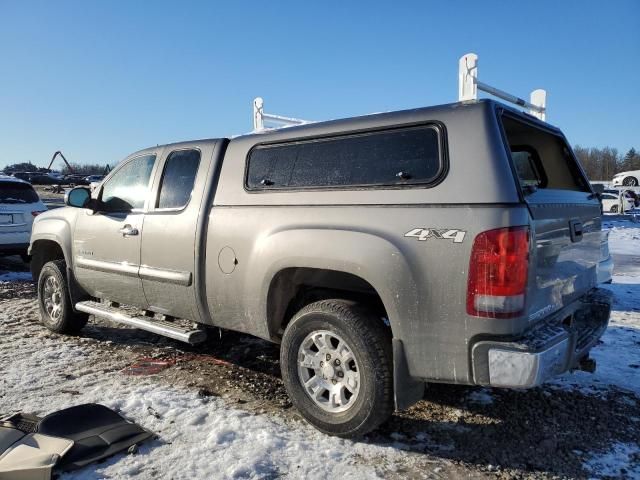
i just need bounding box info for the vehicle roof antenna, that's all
[458,53,547,121]
[252,97,311,131]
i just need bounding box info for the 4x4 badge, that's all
[404,228,466,243]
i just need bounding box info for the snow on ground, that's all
[604,218,640,256]
[583,442,640,479]
[573,222,640,475]
[0,299,442,479]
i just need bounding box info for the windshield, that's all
[0,182,40,204]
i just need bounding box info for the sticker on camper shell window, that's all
[404,228,467,243]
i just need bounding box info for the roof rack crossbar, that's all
[458,53,547,121]
[252,97,311,131]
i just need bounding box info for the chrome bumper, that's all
[487,339,570,388]
[471,288,613,388]
[596,255,613,285]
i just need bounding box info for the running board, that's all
[75,300,207,344]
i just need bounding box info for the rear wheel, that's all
[280,299,393,437]
[610,205,618,213]
[38,260,88,334]
[622,176,638,186]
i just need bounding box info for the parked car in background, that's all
[12,172,36,182]
[64,174,90,185]
[28,173,59,185]
[0,175,47,261]
[604,189,639,209]
[612,170,640,186]
[601,192,634,213]
[86,175,105,191]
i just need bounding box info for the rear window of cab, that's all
[501,115,590,193]
[246,125,446,190]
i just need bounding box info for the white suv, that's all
[0,175,47,260]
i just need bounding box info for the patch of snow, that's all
[583,442,640,479]
[603,220,640,257]
[57,385,413,480]
[466,389,494,406]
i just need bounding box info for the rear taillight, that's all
[467,226,530,318]
[31,211,45,217]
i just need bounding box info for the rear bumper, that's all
[471,288,612,388]
[596,256,614,284]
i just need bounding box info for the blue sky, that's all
[1,0,638,169]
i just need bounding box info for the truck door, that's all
[73,153,158,307]
[139,145,212,322]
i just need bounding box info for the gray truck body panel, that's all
[30,99,611,390]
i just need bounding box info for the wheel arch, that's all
[29,214,75,277]
[30,238,68,282]
[266,267,389,340]
[252,228,420,344]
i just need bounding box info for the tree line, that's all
[2,161,109,176]
[573,147,640,181]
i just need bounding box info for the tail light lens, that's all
[467,226,530,318]
[31,211,45,217]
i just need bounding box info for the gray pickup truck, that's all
[29,99,612,437]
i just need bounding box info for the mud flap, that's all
[393,339,425,411]
[66,266,90,311]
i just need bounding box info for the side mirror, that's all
[65,187,91,208]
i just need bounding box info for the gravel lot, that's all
[0,221,639,479]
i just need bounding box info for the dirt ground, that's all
[1,253,639,479]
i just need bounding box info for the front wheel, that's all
[38,260,88,334]
[610,205,619,213]
[280,299,393,437]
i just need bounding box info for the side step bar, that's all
[75,300,207,345]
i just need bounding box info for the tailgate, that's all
[500,113,602,321]
[527,191,601,319]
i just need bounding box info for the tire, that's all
[280,299,393,437]
[610,205,618,213]
[622,176,638,186]
[38,260,88,334]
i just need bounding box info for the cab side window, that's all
[157,149,201,209]
[101,154,156,211]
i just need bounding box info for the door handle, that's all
[569,220,583,243]
[118,225,139,237]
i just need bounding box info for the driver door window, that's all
[101,154,156,211]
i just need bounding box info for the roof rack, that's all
[251,53,547,132]
[252,97,312,131]
[458,53,547,121]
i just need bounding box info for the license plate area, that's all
[0,214,13,225]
